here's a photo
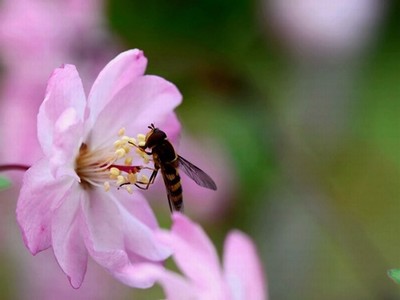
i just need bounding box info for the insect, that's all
[134,123,217,212]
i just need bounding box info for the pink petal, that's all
[89,74,182,148]
[223,231,267,300]
[80,190,169,287]
[16,159,74,254]
[86,49,147,130]
[109,191,171,261]
[111,263,162,289]
[132,263,198,299]
[157,213,223,290]
[50,107,85,178]
[52,187,88,289]
[116,191,159,230]
[81,189,124,263]
[159,113,181,145]
[38,64,86,157]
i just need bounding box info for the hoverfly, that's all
[134,123,217,212]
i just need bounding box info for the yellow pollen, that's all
[127,172,137,184]
[126,186,133,194]
[122,145,131,154]
[143,155,150,164]
[75,129,154,195]
[114,140,123,149]
[128,137,137,145]
[117,175,126,185]
[121,135,131,142]
[137,133,146,142]
[104,181,110,192]
[110,167,120,176]
[125,157,133,165]
[118,127,126,136]
[140,174,149,184]
[115,148,126,159]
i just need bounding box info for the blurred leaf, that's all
[0,177,10,190]
[388,269,400,284]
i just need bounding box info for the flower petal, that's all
[52,187,88,289]
[223,231,267,300]
[131,263,198,300]
[157,213,223,290]
[16,159,74,254]
[116,190,159,230]
[88,75,182,149]
[110,191,171,261]
[38,64,86,157]
[50,106,85,178]
[86,49,147,129]
[80,189,169,287]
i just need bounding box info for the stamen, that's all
[140,174,149,184]
[125,157,133,166]
[110,167,120,177]
[115,148,126,159]
[118,127,126,136]
[137,133,146,143]
[75,129,152,194]
[127,172,137,184]
[117,175,126,185]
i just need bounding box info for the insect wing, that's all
[178,155,217,190]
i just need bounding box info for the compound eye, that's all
[145,129,154,142]
[144,129,166,148]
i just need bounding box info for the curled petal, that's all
[112,263,163,289]
[132,263,197,299]
[38,64,86,158]
[52,187,88,289]
[157,213,223,290]
[87,49,147,130]
[81,190,169,287]
[17,159,74,254]
[89,75,182,149]
[223,231,267,300]
[50,107,84,178]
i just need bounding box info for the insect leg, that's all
[134,169,158,190]
[167,196,173,212]
[128,141,152,155]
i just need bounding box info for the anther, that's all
[104,181,110,192]
[140,174,149,184]
[115,148,126,159]
[118,127,126,136]
[125,157,133,166]
[110,167,120,176]
[117,175,126,185]
[127,172,137,184]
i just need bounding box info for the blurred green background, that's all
[106,0,400,299]
[0,0,398,299]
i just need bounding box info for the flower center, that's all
[75,128,151,193]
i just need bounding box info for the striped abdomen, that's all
[161,161,183,212]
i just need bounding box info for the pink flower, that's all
[134,213,267,300]
[16,49,182,289]
[264,0,384,58]
[0,0,119,166]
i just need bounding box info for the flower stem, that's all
[0,164,30,172]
